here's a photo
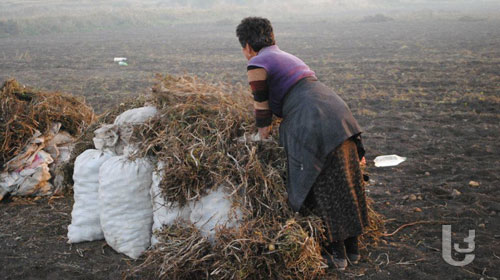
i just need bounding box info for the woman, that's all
[236,17,368,271]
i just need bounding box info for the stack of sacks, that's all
[68,104,243,259]
[67,107,157,259]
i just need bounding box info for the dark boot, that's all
[344,236,360,264]
[323,241,348,271]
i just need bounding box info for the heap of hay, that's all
[0,79,95,198]
[0,79,94,169]
[130,74,384,279]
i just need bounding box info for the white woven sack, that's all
[113,106,157,125]
[68,149,112,243]
[150,163,191,245]
[112,106,158,155]
[99,156,153,259]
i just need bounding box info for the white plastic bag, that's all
[99,156,153,259]
[374,154,407,167]
[67,149,112,243]
[113,106,157,125]
[150,163,191,245]
[190,186,242,242]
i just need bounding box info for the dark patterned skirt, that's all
[301,137,368,243]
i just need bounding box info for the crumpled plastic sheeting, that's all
[93,124,119,155]
[0,150,53,200]
[0,122,75,200]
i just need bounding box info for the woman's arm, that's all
[247,67,272,139]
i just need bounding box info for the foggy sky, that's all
[1,0,499,24]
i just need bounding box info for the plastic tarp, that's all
[190,186,242,243]
[150,162,192,245]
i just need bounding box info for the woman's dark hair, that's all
[236,17,275,52]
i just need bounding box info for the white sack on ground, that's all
[99,156,153,259]
[150,162,191,245]
[113,106,157,125]
[67,149,113,243]
[190,186,242,242]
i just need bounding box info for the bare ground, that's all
[1,20,499,279]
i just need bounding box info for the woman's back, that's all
[248,45,315,117]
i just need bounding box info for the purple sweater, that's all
[248,45,316,117]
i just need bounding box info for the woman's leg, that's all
[305,138,368,269]
[302,187,348,270]
[327,240,348,270]
[344,236,360,264]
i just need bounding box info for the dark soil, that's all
[1,20,499,279]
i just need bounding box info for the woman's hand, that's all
[258,126,272,140]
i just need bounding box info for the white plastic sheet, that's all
[190,186,242,242]
[150,162,192,245]
[0,122,74,199]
